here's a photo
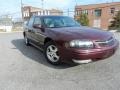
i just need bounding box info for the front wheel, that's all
[24,35,30,46]
[44,41,61,65]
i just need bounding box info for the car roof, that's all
[32,15,68,18]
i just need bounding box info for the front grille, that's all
[96,37,115,47]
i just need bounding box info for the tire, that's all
[44,41,61,65]
[24,35,30,46]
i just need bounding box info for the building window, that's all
[46,10,48,15]
[23,12,29,17]
[75,10,82,16]
[110,8,115,14]
[38,11,41,15]
[48,11,50,15]
[79,10,82,15]
[76,11,78,16]
[32,12,37,16]
[75,11,77,16]
[78,11,80,15]
[90,10,93,14]
[94,9,102,17]
[43,11,45,15]
[76,10,79,16]
[82,10,88,15]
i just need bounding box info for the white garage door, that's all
[93,19,101,28]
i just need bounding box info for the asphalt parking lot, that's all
[0,32,120,90]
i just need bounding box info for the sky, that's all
[0,0,120,18]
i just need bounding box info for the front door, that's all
[26,16,36,42]
[33,17,46,46]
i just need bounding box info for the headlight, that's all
[66,40,94,49]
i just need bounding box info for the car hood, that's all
[50,26,113,41]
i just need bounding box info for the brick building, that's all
[75,2,120,30]
[22,6,63,21]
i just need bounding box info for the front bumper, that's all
[59,40,119,64]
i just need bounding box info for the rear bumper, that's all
[59,40,119,63]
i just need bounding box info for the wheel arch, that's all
[23,32,25,37]
[44,37,53,45]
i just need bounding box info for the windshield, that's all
[43,16,80,28]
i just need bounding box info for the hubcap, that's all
[46,45,60,62]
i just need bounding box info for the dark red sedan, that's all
[23,16,119,65]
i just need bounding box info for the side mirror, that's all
[33,24,45,32]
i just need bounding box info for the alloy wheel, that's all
[46,45,60,63]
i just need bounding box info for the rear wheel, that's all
[44,41,61,65]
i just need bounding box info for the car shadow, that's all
[11,39,76,69]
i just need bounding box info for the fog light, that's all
[72,59,92,64]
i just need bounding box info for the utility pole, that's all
[75,0,77,6]
[67,9,69,16]
[41,0,44,9]
[74,0,78,18]
[21,0,24,21]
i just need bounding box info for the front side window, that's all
[43,16,80,28]
[28,17,34,27]
[33,17,41,25]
